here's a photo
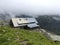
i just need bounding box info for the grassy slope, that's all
[0,26,60,45]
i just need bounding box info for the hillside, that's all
[0,26,60,45]
[36,15,60,35]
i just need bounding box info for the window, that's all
[19,19,21,21]
[25,18,27,20]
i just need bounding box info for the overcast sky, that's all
[0,0,60,16]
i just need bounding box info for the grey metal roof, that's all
[27,23,39,28]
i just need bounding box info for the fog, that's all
[0,0,60,16]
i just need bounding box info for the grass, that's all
[0,26,60,45]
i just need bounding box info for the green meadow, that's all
[0,26,60,45]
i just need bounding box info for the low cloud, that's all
[0,0,60,17]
